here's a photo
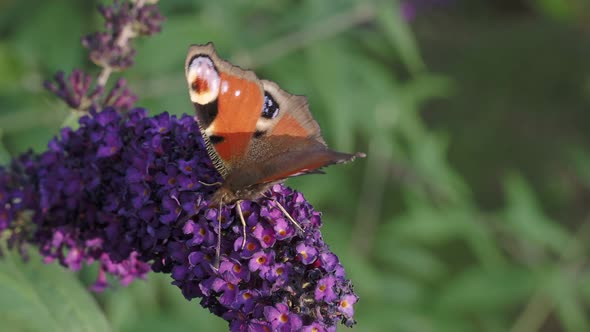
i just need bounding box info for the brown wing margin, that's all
[260,80,325,144]
[256,149,363,184]
[185,43,260,87]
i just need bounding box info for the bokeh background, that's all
[1,0,590,331]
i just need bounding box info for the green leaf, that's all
[375,243,447,282]
[545,267,590,332]
[0,129,10,165]
[531,0,574,21]
[13,0,84,70]
[569,148,590,190]
[0,247,113,332]
[502,173,571,255]
[580,273,590,305]
[0,43,26,91]
[387,203,466,245]
[305,40,368,151]
[374,0,425,75]
[61,112,82,131]
[435,266,533,313]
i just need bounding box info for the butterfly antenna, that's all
[236,200,247,249]
[214,201,222,269]
[262,194,304,233]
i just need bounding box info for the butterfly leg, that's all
[262,193,304,233]
[198,180,222,187]
[214,202,223,269]
[274,200,304,232]
[235,200,247,249]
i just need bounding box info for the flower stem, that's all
[95,0,146,89]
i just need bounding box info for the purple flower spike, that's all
[45,1,161,113]
[43,70,102,110]
[102,78,138,111]
[83,0,164,70]
[0,107,358,330]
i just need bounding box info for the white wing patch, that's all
[187,56,220,105]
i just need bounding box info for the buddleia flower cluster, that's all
[44,0,164,113]
[0,0,358,330]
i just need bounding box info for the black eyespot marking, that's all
[209,135,225,144]
[254,130,265,138]
[194,99,218,129]
[262,92,279,119]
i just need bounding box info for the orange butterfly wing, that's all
[185,43,262,177]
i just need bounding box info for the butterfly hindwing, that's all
[226,136,360,189]
[230,80,361,187]
[253,80,324,143]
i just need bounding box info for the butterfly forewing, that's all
[185,43,263,177]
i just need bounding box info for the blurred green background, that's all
[1,0,590,331]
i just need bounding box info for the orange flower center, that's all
[246,243,256,251]
[257,256,266,264]
[279,313,289,323]
[233,264,241,273]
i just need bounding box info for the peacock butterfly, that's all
[184,43,364,253]
[185,43,364,203]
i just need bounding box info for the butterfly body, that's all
[185,43,364,207]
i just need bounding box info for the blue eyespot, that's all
[262,92,279,119]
